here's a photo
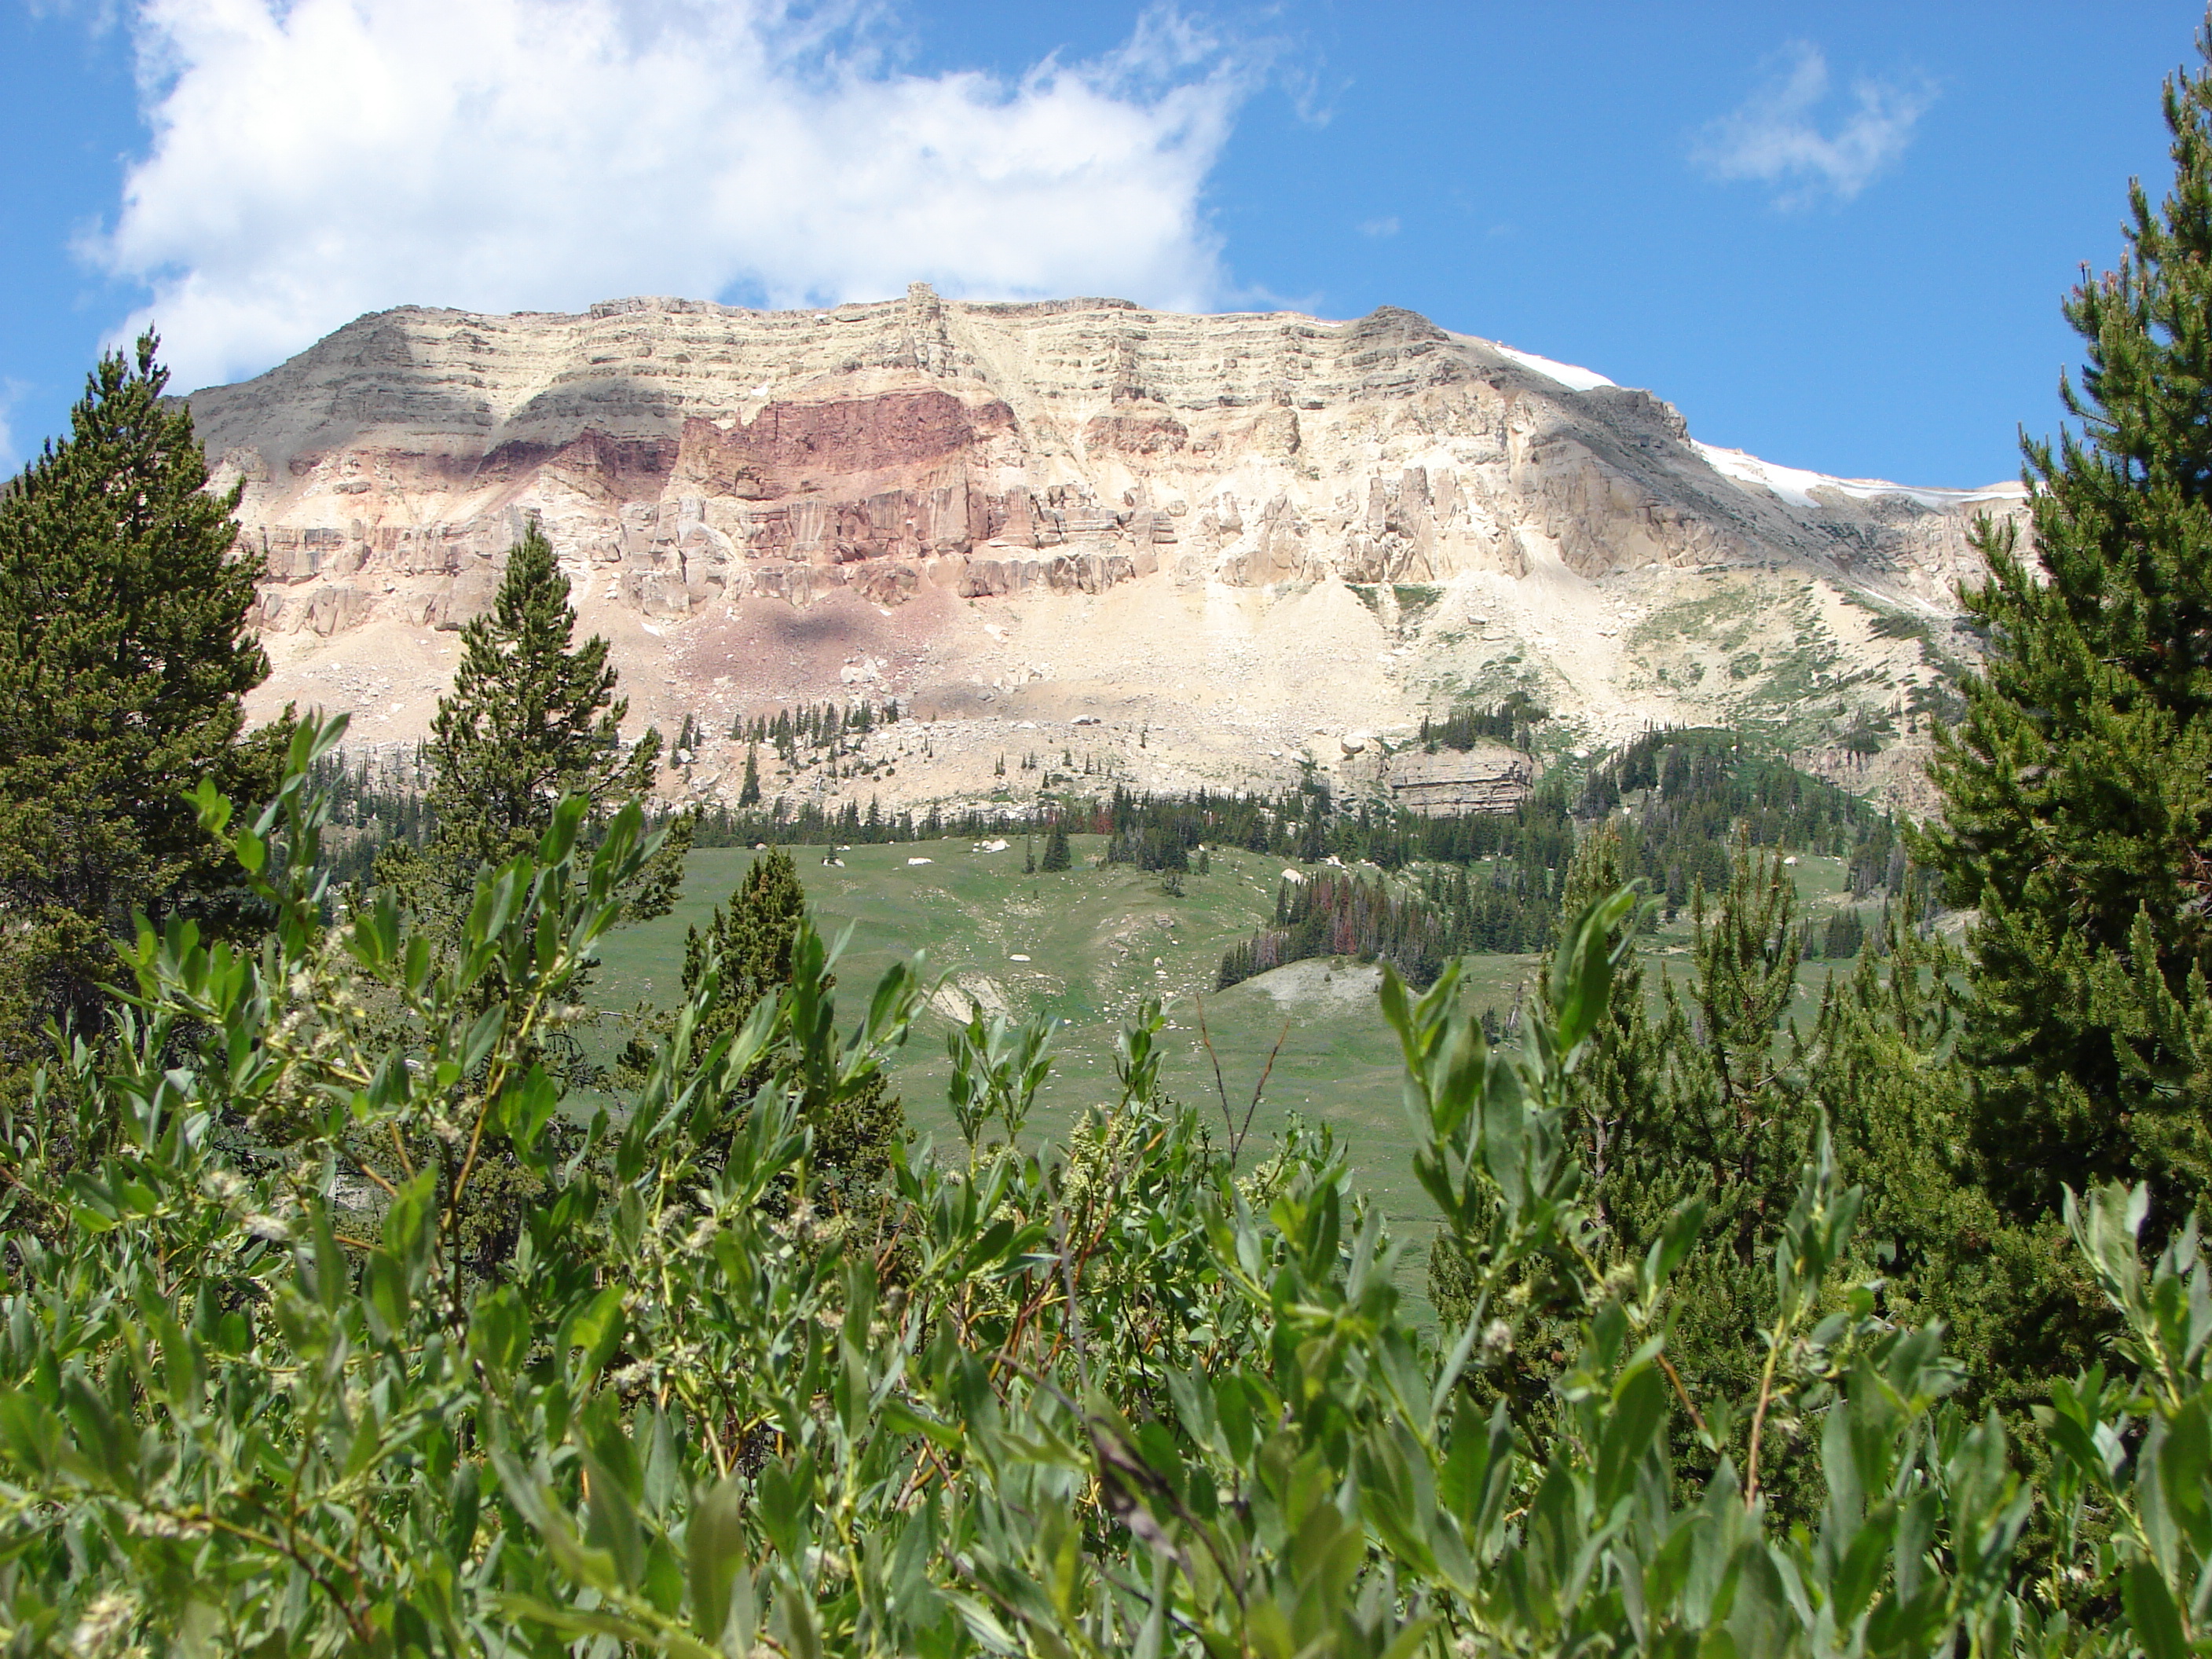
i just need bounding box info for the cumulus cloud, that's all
[91,0,1261,391]
[1694,42,1934,208]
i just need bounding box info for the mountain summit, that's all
[189,285,2021,810]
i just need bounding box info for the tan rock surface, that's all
[191,285,2025,811]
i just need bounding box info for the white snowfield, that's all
[1693,441,2025,512]
[1492,344,1616,393]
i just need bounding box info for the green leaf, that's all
[2123,1560,2190,1659]
[687,1474,749,1643]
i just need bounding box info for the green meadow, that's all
[589,833,1881,1282]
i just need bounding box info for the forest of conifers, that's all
[9,38,2212,1659]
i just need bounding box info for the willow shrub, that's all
[0,713,2207,1659]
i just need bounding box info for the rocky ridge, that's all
[189,284,2026,815]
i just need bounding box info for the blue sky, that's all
[0,1,2199,487]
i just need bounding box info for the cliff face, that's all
[189,286,2023,811]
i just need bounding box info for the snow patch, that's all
[1694,442,2023,511]
[1493,345,1615,393]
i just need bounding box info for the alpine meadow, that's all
[16,24,2212,1659]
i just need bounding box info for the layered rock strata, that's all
[188,286,2027,811]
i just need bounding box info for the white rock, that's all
[907,857,934,866]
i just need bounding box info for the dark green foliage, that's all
[1922,42,2212,1249]
[421,519,659,872]
[1821,905,1867,959]
[1039,819,1072,871]
[1418,690,1545,749]
[664,847,905,1209]
[1218,863,1551,991]
[737,742,761,808]
[1103,821,1188,871]
[1580,727,1896,918]
[380,518,687,939]
[683,848,808,1052]
[1433,836,1972,1513]
[0,335,273,1088]
[9,725,2212,1659]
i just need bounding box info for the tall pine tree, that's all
[634,848,903,1212]
[1925,34,2212,1233]
[423,518,660,870]
[0,335,274,1087]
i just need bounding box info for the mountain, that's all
[188,284,2023,814]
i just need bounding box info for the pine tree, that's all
[683,848,807,1053]
[1922,37,2212,1234]
[1040,819,1072,872]
[738,743,762,808]
[0,335,275,1083]
[419,520,660,872]
[672,849,903,1206]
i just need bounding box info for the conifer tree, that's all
[382,515,686,1096]
[1040,819,1073,872]
[738,743,762,808]
[668,848,903,1206]
[0,335,275,1083]
[421,520,660,870]
[1924,37,2212,1232]
[683,848,807,1055]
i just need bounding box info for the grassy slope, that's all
[591,835,1880,1293]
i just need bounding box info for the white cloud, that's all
[1694,42,1934,208]
[0,383,18,476]
[1357,215,1397,238]
[91,0,1262,392]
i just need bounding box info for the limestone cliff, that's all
[188,285,2023,812]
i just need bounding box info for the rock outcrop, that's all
[189,285,2026,811]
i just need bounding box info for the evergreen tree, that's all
[738,742,762,808]
[1435,838,1833,1500]
[0,335,275,1087]
[379,517,686,1113]
[671,848,904,1210]
[683,848,807,1057]
[1923,38,2212,1236]
[1820,906,1866,960]
[419,520,661,872]
[1040,819,1073,873]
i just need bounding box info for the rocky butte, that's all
[188,284,2025,816]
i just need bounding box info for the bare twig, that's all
[1656,1350,1710,1440]
[1234,1019,1291,1166]
[1194,994,1233,1143]
[1194,996,1291,1168]
[1048,1184,1091,1397]
[1743,1325,1786,1503]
